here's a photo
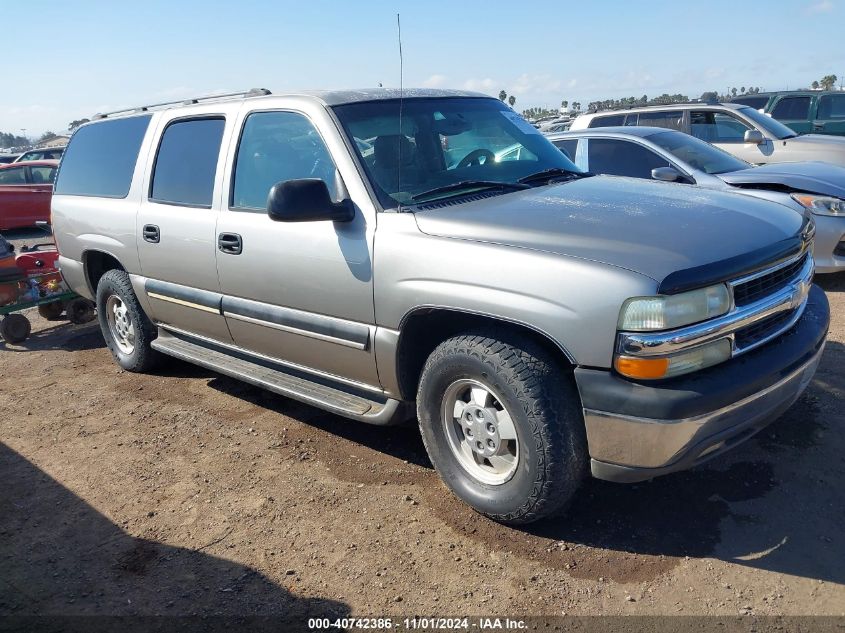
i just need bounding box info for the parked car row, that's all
[49,88,829,525]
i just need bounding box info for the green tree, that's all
[498,90,507,102]
[37,131,59,145]
[508,95,516,107]
[68,118,90,130]
[812,80,820,90]
[700,91,718,102]
[820,75,838,90]
[572,101,580,111]
[561,100,568,109]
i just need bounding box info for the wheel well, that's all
[83,251,124,294]
[395,309,574,400]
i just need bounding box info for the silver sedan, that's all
[546,127,845,273]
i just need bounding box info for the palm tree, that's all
[508,95,516,107]
[561,100,568,109]
[820,75,838,91]
[740,86,746,94]
[498,90,507,102]
[572,101,581,111]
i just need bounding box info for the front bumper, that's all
[812,214,845,273]
[575,284,829,483]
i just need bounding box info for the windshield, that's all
[648,130,751,175]
[332,97,582,207]
[737,106,797,140]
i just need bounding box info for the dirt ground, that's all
[1,229,844,621]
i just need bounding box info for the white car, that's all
[570,102,845,167]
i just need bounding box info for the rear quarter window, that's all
[588,114,626,128]
[54,115,151,198]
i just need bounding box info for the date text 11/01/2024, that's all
[307,617,528,630]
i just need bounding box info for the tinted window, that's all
[0,166,26,184]
[151,118,225,207]
[771,96,811,120]
[588,114,625,128]
[689,111,751,143]
[29,166,56,184]
[552,139,578,160]
[587,138,670,179]
[731,96,769,110]
[55,116,151,197]
[232,111,338,210]
[818,94,845,120]
[633,110,685,130]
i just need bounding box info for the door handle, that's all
[813,123,824,131]
[142,224,160,243]
[218,233,242,255]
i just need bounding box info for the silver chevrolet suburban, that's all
[52,88,829,525]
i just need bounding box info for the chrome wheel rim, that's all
[105,295,135,355]
[441,379,519,486]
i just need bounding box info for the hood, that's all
[414,175,805,290]
[719,161,845,199]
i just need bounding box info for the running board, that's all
[151,329,409,425]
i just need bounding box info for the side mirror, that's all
[744,130,764,145]
[267,179,354,223]
[651,166,681,182]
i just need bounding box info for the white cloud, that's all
[511,73,562,95]
[462,77,499,93]
[422,74,448,88]
[807,0,834,13]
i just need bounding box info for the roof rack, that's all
[92,88,271,120]
[587,99,725,114]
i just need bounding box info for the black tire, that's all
[66,297,96,324]
[0,314,32,344]
[38,301,64,321]
[417,329,587,525]
[96,269,160,372]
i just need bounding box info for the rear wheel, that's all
[38,301,64,321]
[417,329,587,525]
[0,314,31,344]
[66,297,96,324]
[96,270,160,372]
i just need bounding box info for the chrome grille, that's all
[735,311,795,350]
[732,253,808,307]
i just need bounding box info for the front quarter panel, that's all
[375,212,659,370]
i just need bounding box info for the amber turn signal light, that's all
[614,356,670,380]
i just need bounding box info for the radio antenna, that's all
[396,12,404,206]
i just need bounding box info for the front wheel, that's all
[96,269,160,372]
[417,330,587,525]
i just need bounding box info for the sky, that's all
[2,0,844,137]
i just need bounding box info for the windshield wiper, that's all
[518,167,588,186]
[411,180,529,202]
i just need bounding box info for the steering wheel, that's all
[456,148,496,168]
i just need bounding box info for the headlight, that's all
[618,284,731,331]
[615,338,732,380]
[791,193,845,217]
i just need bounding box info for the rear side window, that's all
[150,118,225,208]
[0,166,26,184]
[634,110,685,131]
[588,114,625,128]
[587,138,671,179]
[818,94,845,120]
[55,115,151,198]
[552,139,578,161]
[771,96,811,120]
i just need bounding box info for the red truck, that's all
[0,160,58,231]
